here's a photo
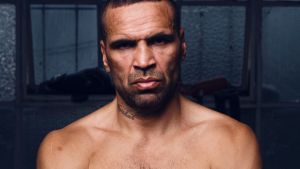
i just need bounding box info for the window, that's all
[0,4,16,101]
[181,6,246,86]
[261,5,300,103]
[27,3,114,96]
[25,0,250,100]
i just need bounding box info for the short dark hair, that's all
[100,0,180,41]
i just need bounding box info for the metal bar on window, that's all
[75,4,78,72]
[42,4,46,81]
[261,103,300,108]
[14,0,22,168]
[255,0,263,140]
[263,1,300,6]
[30,0,98,5]
[177,0,183,31]
[31,6,94,11]
[0,0,15,3]
[240,0,253,96]
[180,1,248,6]
[97,0,103,68]
[27,4,35,86]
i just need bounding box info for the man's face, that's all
[101,1,186,116]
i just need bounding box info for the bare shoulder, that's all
[37,100,116,169]
[205,117,262,169]
[181,96,262,169]
[37,124,93,169]
[181,96,256,139]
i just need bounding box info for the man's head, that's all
[100,0,187,118]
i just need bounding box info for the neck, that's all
[115,93,183,138]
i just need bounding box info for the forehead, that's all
[103,1,174,40]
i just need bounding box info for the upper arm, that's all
[233,125,262,169]
[37,131,59,169]
[37,130,84,169]
[209,122,262,169]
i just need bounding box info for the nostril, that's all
[133,55,156,71]
[133,63,156,73]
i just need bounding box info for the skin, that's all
[101,1,183,118]
[37,1,262,169]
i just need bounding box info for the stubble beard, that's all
[115,70,179,119]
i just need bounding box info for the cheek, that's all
[167,58,181,82]
[154,46,181,81]
[107,54,132,85]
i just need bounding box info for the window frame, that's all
[21,0,114,103]
[22,0,255,103]
[18,0,255,103]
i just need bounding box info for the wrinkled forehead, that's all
[103,1,175,39]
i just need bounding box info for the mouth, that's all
[132,78,161,90]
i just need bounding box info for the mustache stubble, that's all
[128,69,165,84]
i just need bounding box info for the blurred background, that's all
[0,0,300,168]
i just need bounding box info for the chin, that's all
[133,93,163,108]
[116,81,178,116]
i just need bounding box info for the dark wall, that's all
[0,2,300,169]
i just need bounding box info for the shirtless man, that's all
[37,0,262,168]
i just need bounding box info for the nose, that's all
[133,41,156,72]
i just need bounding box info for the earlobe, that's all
[179,28,187,61]
[182,41,187,61]
[100,41,110,73]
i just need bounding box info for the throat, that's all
[116,95,183,137]
[118,103,136,120]
[117,100,167,121]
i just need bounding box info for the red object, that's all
[180,77,229,96]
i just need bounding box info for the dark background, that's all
[0,0,300,169]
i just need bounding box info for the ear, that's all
[100,40,110,73]
[179,28,187,61]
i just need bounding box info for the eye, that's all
[152,37,167,45]
[110,40,136,50]
[148,35,175,46]
[117,42,135,49]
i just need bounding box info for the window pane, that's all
[30,5,99,84]
[0,5,16,101]
[45,6,76,81]
[31,5,76,84]
[78,5,98,71]
[262,7,300,103]
[181,6,246,86]
[29,5,114,96]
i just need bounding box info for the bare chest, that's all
[87,139,210,169]
[88,153,208,169]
